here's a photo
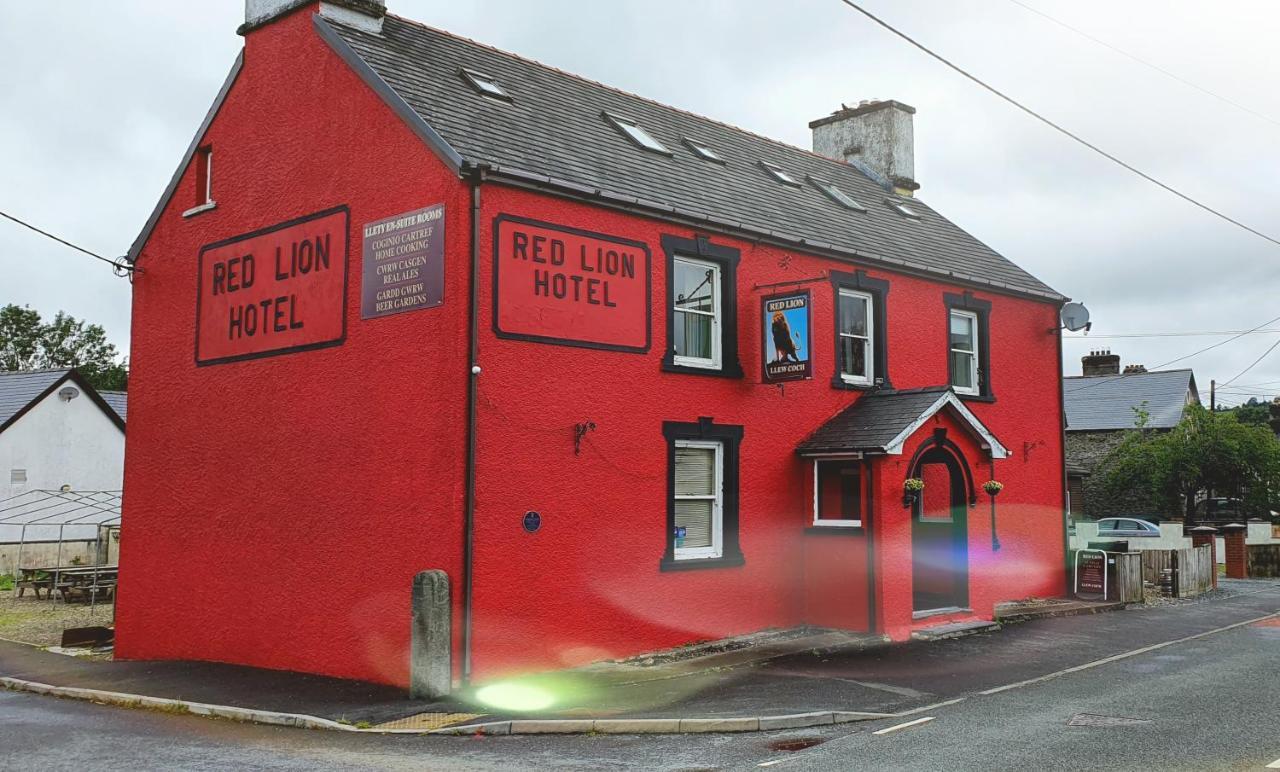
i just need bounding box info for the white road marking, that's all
[979,612,1279,696]
[872,716,935,735]
[1265,757,1280,769]
[892,697,965,716]
[757,759,786,767]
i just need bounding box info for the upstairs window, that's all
[672,256,721,369]
[760,161,801,186]
[662,234,743,378]
[605,112,671,154]
[837,289,873,386]
[949,310,979,396]
[830,270,890,390]
[809,177,867,212]
[184,145,215,216]
[813,460,863,528]
[944,292,993,399]
[683,138,724,163]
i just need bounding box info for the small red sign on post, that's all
[493,215,650,353]
[196,207,348,365]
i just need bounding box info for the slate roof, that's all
[319,15,1063,301]
[797,386,1006,457]
[1063,369,1199,431]
[0,369,128,432]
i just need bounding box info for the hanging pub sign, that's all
[493,215,651,353]
[761,291,812,383]
[361,203,446,319]
[196,206,348,366]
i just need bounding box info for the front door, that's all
[912,450,969,612]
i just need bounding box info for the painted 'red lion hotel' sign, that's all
[493,215,651,353]
[196,207,348,365]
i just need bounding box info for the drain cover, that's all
[1068,713,1152,727]
[768,737,826,752]
[372,712,485,731]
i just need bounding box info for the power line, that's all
[834,0,1280,249]
[1068,312,1280,393]
[0,209,132,274]
[1221,337,1280,387]
[1007,0,1280,129]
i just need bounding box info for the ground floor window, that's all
[661,418,744,571]
[813,459,863,527]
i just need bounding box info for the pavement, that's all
[4,585,1280,770]
[1,580,1278,736]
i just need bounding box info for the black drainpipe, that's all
[461,165,485,685]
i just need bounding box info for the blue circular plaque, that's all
[523,511,541,533]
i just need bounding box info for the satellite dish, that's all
[57,386,80,402]
[1061,302,1091,333]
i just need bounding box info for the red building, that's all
[118,0,1070,687]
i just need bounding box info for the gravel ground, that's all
[0,590,114,646]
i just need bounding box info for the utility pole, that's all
[1210,379,1216,411]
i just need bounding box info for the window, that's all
[460,68,511,100]
[886,198,921,219]
[10,469,26,484]
[662,418,744,571]
[830,270,890,390]
[837,289,873,385]
[813,460,862,528]
[661,234,743,378]
[809,177,866,212]
[683,138,724,163]
[674,441,723,559]
[605,112,671,154]
[184,146,215,217]
[949,310,979,396]
[672,256,721,368]
[760,161,801,187]
[944,292,993,399]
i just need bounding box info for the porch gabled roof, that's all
[797,387,1009,459]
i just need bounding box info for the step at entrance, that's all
[910,619,1000,641]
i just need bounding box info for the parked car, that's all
[1094,517,1161,538]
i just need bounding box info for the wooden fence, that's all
[1140,545,1214,598]
[1113,552,1144,604]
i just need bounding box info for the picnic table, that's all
[15,565,117,602]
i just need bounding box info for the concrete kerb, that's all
[0,676,896,735]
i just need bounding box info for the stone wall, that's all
[1247,544,1280,578]
[1065,430,1168,519]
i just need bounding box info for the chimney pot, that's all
[809,100,919,196]
[1082,350,1121,377]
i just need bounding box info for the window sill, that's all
[831,376,890,391]
[661,359,744,379]
[659,553,745,572]
[955,392,996,403]
[182,201,217,218]
[805,525,865,536]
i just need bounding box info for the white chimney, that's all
[809,100,919,197]
[243,0,386,35]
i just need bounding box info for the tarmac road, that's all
[2,583,1278,771]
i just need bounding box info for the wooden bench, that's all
[15,575,53,599]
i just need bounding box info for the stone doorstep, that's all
[910,620,1000,641]
[995,599,1127,623]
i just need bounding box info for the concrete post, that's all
[1221,524,1248,580]
[1189,526,1218,589]
[411,570,451,700]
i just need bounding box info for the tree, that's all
[0,304,127,391]
[1099,403,1280,518]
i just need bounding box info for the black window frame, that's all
[944,291,993,401]
[661,234,743,378]
[830,269,890,391]
[660,418,745,572]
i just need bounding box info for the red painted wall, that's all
[117,6,472,686]
[121,6,1066,687]
[470,183,1067,679]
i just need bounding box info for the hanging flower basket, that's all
[902,477,924,508]
[983,480,1004,497]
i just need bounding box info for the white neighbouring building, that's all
[0,370,126,541]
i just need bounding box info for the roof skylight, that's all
[605,113,671,155]
[886,199,922,219]
[683,138,724,163]
[808,177,867,212]
[461,69,511,100]
[760,161,801,187]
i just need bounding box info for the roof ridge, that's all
[381,14,907,192]
[0,367,73,376]
[1064,368,1194,380]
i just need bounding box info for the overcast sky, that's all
[3,1,1279,405]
